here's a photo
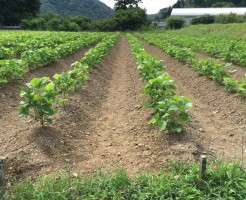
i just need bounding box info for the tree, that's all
[212,2,234,7]
[114,0,142,11]
[165,16,185,29]
[158,7,172,20]
[113,7,147,30]
[0,0,40,25]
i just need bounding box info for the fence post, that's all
[0,157,7,198]
[198,155,207,189]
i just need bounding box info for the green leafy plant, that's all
[192,59,230,83]
[143,75,191,132]
[165,16,185,30]
[224,75,246,96]
[148,95,192,132]
[0,60,25,84]
[127,34,192,133]
[18,33,120,127]
[0,31,103,84]
[53,67,88,96]
[19,77,66,126]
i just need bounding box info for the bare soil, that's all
[0,36,245,181]
[143,40,246,164]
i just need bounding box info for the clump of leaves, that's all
[53,67,88,96]
[127,34,192,133]
[224,75,246,96]
[0,60,25,84]
[191,58,230,83]
[143,75,192,132]
[19,77,66,126]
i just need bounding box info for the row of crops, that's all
[2,31,245,200]
[2,30,244,132]
[148,33,246,67]
[19,32,119,126]
[4,31,192,133]
[127,34,192,133]
[137,33,246,96]
[0,31,107,84]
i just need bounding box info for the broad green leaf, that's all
[159,120,167,131]
[45,82,55,91]
[30,78,42,87]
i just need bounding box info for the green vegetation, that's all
[191,14,246,25]
[153,32,246,67]
[19,33,119,126]
[19,77,65,126]
[191,15,215,25]
[128,34,191,132]
[137,32,246,96]
[0,0,40,26]
[114,7,148,31]
[114,0,142,11]
[224,75,246,96]
[165,16,185,29]
[216,13,246,24]
[0,31,102,84]
[176,0,246,8]
[167,23,246,40]
[3,160,246,199]
[40,0,114,20]
[21,5,148,31]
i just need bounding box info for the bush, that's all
[191,14,215,25]
[21,18,47,30]
[165,16,185,29]
[216,13,246,24]
[47,18,80,32]
[58,21,80,32]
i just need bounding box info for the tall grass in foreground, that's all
[3,160,246,199]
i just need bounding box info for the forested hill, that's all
[40,0,114,19]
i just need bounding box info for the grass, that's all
[3,159,246,199]
[171,23,246,39]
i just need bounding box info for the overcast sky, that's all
[99,0,178,14]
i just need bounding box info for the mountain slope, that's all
[40,0,114,19]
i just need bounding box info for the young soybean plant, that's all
[53,67,87,97]
[19,77,66,126]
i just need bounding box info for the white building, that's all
[171,8,246,23]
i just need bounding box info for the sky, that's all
[99,0,178,14]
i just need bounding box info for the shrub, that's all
[19,77,66,126]
[165,16,185,30]
[58,21,80,32]
[191,14,215,25]
[215,13,246,24]
[21,18,47,30]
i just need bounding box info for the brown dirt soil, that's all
[0,36,245,181]
[0,45,93,117]
[142,40,246,165]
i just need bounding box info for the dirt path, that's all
[142,40,246,165]
[0,35,245,180]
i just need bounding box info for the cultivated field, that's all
[0,27,246,198]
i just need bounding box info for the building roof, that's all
[171,8,246,17]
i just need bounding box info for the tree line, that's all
[0,0,148,31]
[0,0,40,25]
